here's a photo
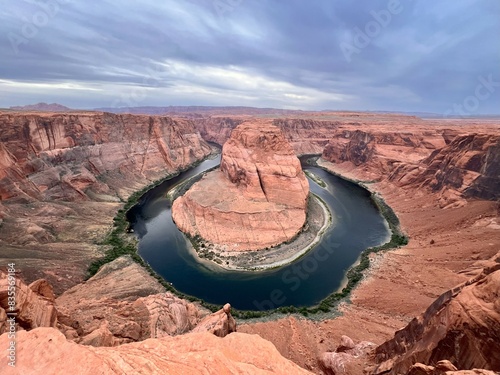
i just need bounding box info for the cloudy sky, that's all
[1,0,499,114]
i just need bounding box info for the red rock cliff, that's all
[0,112,212,202]
[172,121,309,251]
[0,111,212,290]
[374,257,500,374]
[390,134,500,202]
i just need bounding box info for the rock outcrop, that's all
[374,262,500,374]
[0,272,57,334]
[192,303,237,337]
[390,134,500,203]
[406,360,497,375]
[319,335,376,375]
[56,256,211,346]
[0,328,313,375]
[321,129,500,207]
[321,129,448,181]
[1,256,236,348]
[172,121,309,251]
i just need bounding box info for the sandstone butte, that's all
[1,110,500,374]
[172,121,310,251]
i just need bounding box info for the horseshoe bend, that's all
[0,109,499,375]
[172,121,328,268]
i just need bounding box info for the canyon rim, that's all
[0,109,499,375]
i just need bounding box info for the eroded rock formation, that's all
[319,335,376,375]
[374,260,500,374]
[406,361,497,375]
[0,328,313,375]
[192,303,237,337]
[321,129,500,207]
[0,272,57,334]
[1,256,237,348]
[390,134,500,203]
[172,121,309,251]
[0,112,212,202]
[321,129,448,181]
[0,111,212,290]
[56,256,211,346]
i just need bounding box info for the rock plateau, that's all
[172,121,309,251]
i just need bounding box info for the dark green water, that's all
[128,156,390,311]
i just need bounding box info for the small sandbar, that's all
[189,193,333,271]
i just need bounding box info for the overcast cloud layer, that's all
[1,0,499,114]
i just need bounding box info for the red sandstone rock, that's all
[0,111,212,290]
[56,256,209,346]
[319,337,376,375]
[0,272,57,334]
[192,303,237,337]
[0,328,313,374]
[406,361,497,375]
[172,121,309,251]
[374,264,500,374]
[0,112,212,202]
[390,134,500,204]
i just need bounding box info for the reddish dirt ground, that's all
[240,176,500,374]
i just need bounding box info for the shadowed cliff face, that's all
[389,134,500,203]
[322,129,447,173]
[320,128,499,205]
[0,112,212,291]
[193,117,245,146]
[374,255,500,374]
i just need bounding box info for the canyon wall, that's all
[194,113,447,155]
[390,134,500,202]
[321,129,500,206]
[0,112,212,202]
[0,112,212,290]
[374,256,500,374]
[172,121,309,251]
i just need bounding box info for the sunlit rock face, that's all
[172,121,309,251]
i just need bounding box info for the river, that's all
[127,155,390,311]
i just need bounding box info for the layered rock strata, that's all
[374,262,500,374]
[0,272,57,334]
[172,122,309,251]
[0,112,212,202]
[0,111,212,290]
[321,130,500,207]
[390,134,500,202]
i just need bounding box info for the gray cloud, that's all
[1,0,499,114]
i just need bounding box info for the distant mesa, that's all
[172,121,310,251]
[9,102,72,112]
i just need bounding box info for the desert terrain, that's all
[0,109,499,374]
